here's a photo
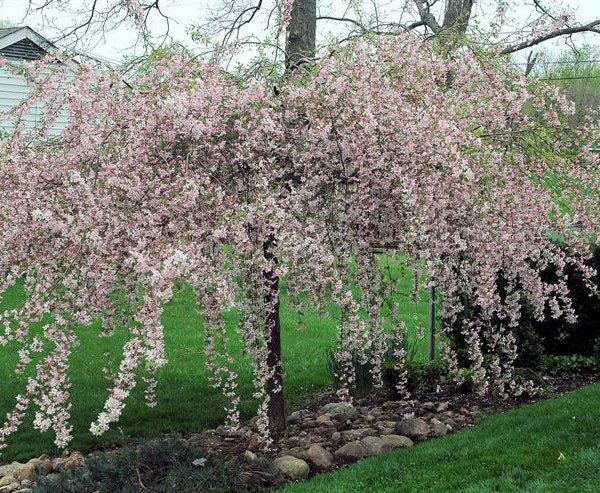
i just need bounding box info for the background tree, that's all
[285,0,316,70]
[13,1,600,68]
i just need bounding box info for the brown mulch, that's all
[411,372,599,415]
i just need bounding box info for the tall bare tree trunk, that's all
[442,0,474,37]
[285,0,317,71]
[434,0,474,53]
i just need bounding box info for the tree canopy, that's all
[0,31,598,452]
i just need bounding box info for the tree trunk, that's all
[263,234,286,433]
[442,0,474,37]
[261,0,318,436]
[285,0,317,71]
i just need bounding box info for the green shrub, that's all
[443,244,600,371]
[527,245,600,357]
[447,367,476,394]
[513,367,547,388]
[383,360,448,397]
[326,335,423,397]
[326,334,418,397]
[514,322,545,370]
[33,437,281,493]
[325,348,375,397]
[541,355,600,375]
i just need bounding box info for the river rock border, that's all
[189,397,476,481]
[0,397,475,490]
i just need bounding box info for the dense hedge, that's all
[530,245,600,357]
[444,244,600,370]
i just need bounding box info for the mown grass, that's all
[284,383,600,493]
[0,259,430,463]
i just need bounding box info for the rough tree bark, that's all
[263,233,286,433]
[285,0,317,71]
[442,0,474,37]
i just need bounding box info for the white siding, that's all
[0,65,69,136]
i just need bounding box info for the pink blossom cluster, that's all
[127,0,146,29]
[281,0,295,29]
[0,35,598,451]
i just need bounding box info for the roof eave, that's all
[0,26,55,53]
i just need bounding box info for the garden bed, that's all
[2,371,596,492]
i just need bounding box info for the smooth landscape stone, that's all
[51,458,66,473]
[318,402,358,419]
[64,451,85,470]
[273,456,310,480]
[305,444,334,469]
[360,436,386,456]
[0,482,19,493]
[380,434,414,449]
[430,418,449,437]
[395,417,431,441]
[341,428,373,441]
[334,441,368,462]
[243,450,257,462]
[14,463,35,482]
[0,477,15,489]
[35,459,53,477]
[436,402,450,412]
[0,464,20,480]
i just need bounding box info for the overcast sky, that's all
[1,0,600,65]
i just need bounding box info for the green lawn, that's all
[0,260,430,463]
[283,383,600,493]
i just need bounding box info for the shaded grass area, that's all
[284,383,600,493]
[0,260,430,463]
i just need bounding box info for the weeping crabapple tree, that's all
[277,37,600,396]
[0,34,599,453]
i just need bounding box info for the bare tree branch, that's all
[221,0,263,46]
[56,0,99,41]
[316,16,364,29]
[524,50,538,77]
[533,0,560,23]
[413,0,442,33]
[25,0,172,51]
[500,19,600,55]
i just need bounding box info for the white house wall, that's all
[0,64,70,136]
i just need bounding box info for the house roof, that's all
[0,27,23,38]
[0,26,54,61]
